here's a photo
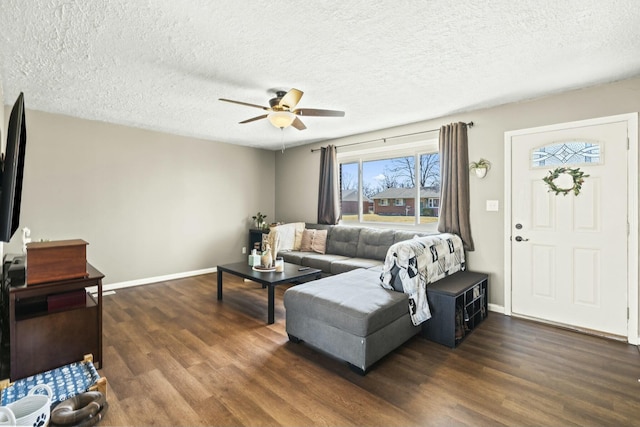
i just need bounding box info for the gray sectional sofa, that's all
[280,223,441,375]
[278,223,436,275]
[284,268,421,375]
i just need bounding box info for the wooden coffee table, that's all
[217,261,322,324]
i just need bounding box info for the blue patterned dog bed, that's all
[1,359,102,406]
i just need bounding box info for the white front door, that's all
[509,119,629,336]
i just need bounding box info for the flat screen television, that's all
[0,92,27,242]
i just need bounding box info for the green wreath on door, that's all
[542,167,589,196]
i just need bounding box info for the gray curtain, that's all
[317,145,340,225]
[438,122,474,251]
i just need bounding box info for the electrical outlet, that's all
[242,247,246,254]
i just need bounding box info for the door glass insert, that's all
[531,141,601,168]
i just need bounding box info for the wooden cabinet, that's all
[7,263,103,380]
[421,271,488,348]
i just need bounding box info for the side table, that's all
[421,271,488,348]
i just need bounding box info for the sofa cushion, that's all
[284,268,409,337]
[356,228,395,261]
[326,226,361,257]
[279,251,307,265]
[301,253,350,273]
[330,258,384,275]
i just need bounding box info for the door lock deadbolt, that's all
[515,223,523,229]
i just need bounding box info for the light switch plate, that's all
[486,200,499,211]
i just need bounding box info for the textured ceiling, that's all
[1,1,640,150]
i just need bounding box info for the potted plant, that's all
[252,212,268,230]
[469,158,491,178]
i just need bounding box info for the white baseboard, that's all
[86,267,217,294]
[488,303,504,314]
[89,272,511,320]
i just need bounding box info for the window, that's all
[339,139,440,227]
[531,141,601,168]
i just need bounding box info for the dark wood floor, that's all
[97,272,640,426]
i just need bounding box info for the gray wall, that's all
[275,75,640,321]
[3,109,275,284]
[0,79,4,146]
[3,75,639,330]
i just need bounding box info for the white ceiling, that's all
[1,1,640,151]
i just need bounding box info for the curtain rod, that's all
[310,121,474,153]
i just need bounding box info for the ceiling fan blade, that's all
[239,114,268,124]
[293,108,345,117]
[278,88,304,110]
[291,117,307,130]
[219,98,270,111]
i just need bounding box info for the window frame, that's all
[338,138,439,229]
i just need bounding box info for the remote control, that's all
[298,267,310,271]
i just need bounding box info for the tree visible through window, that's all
[339,149,440,226]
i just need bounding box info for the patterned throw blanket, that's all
[380,233,465,326]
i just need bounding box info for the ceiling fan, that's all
[219,88,345,130]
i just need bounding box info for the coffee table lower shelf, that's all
[216,261,322,324]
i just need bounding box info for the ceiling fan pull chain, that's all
[281,129,286,153]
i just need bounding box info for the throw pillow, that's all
[293,223,305,250]
[311,229,327,254]
[299,228,328,254]
[271,222,305,252]
[300,229,315,252]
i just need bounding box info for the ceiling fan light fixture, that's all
[268,111,296,129]
[220,88,345,132]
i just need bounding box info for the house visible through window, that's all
[338,139,440,227]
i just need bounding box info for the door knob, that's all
[515,236,529,242]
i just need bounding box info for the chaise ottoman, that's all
[284,268,420,374]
